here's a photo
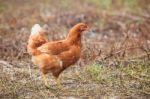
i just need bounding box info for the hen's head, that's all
[67,23,89,44]
[72,23,89,32]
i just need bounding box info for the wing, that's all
[37,40,70,55]
[58,45,81,67]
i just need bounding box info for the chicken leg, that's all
[55,77,63,89]
[41,73,49,88]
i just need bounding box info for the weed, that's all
[86,63,102,81]
[84,60,150,95]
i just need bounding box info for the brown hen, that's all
[27,23,89,88]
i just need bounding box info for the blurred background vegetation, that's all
[86,0,150,10]
[1,0,150,11]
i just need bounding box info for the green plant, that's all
[86,0,112,9]
[85,60,150,95]
[0,3,7,13]
[86,63,102,81]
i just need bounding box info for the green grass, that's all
[0,3,7,13]
[85,60,150,95]
[84,0,143,11]
[60,0,72,9]
[123,0,138,8]
[85,0,112,9]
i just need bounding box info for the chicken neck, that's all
[66,29,82,46]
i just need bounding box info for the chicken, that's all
[27,23,89,88]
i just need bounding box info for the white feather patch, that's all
[31,24,42,36]
[54,56,63,68]
[59,61,63,68]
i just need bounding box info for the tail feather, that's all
[27,24,48,56]
[31,24,42,36]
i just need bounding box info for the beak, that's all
[86,26,90,31]
[84,26,90,32]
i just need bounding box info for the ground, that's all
[0,0,150,98]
